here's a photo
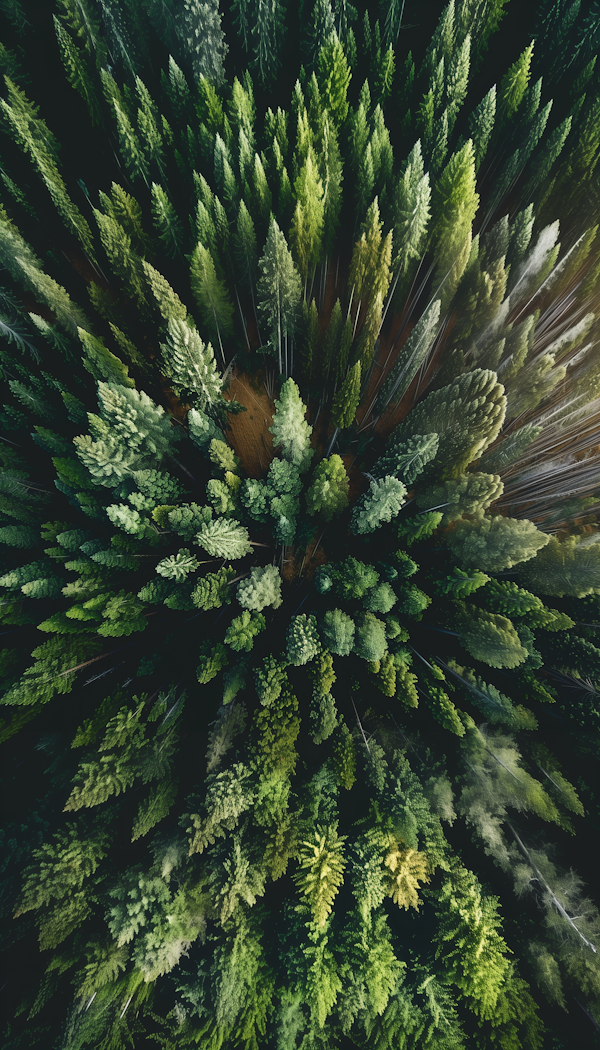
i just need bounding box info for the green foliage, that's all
[434,859,511,1020]
[388,369,505,478]
[372,432,439,485]
[294,825,346,926]
[196,518,252,559]
[160,318,223,408]
[306,454,349,520]
[434,566,490,598]
[156,549,199,581]
[197,641,229,684]
[458,605,528,669]
[237,564,282,611]
[270,378,314,472]
[354,612,388,661]
[331,360,361,429]
[4,10,600,1049]
[74,382,176,485]
[286,612,320,665]
[520,534,600,597]
[351,476,407,535]
[254,654,288,706]
[225,610,266,652]
[257,217,302,370]
[447,512,550,573]
[320,608,355,656]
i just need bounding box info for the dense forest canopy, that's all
[1,1,600,1048]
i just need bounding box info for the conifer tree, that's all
[190,243,235,365]
[290,147,325,291]
[150,182,183,258]
[256,218,302,373]
[160,318,223,408]
[294,825,346,926]
[252,0,287,85]
[53,16,101,124]
[177,0,227,85]
[331,360,361,430]
[306,454,349,520]
[431,140,479,309]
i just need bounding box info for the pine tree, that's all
[498,40,534,126]
[447,511,550,573]
[53,16,101,125]
[317,32,351,128]
[177,0,227,85]
[256,218,302,373]
[142,260,188,322]
[331,360,361,429]
[290,147,325,289]
[5,8,600,1047]
[150,182,183,258]
[320,608,355,655]
[160,317,223,408]
[93,209,147,306]
[286,613,320,664]
[190,243,235,365]
[430,140,480,309]
[252,0,287,85]
[237,565,283,611]
[468,85,496,170]
[196,518,252,559]
[269,378,314,471]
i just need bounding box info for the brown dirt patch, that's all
[225,370,276,478]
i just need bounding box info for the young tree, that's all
[224,610,266,651]
[305,0,336,67]
[498,40,534,126]
[286,613,320,665]
[269,378,314,472]
[142,261,188,323]
[447,512,550,573]
[196,518,252,559]
[387,368,505,477]
[306,454,349,520]
[353,612,387,661]
[53,16,101,124]
[468,85,496,171]
[317,32,352,128]
[252,0,287,85]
